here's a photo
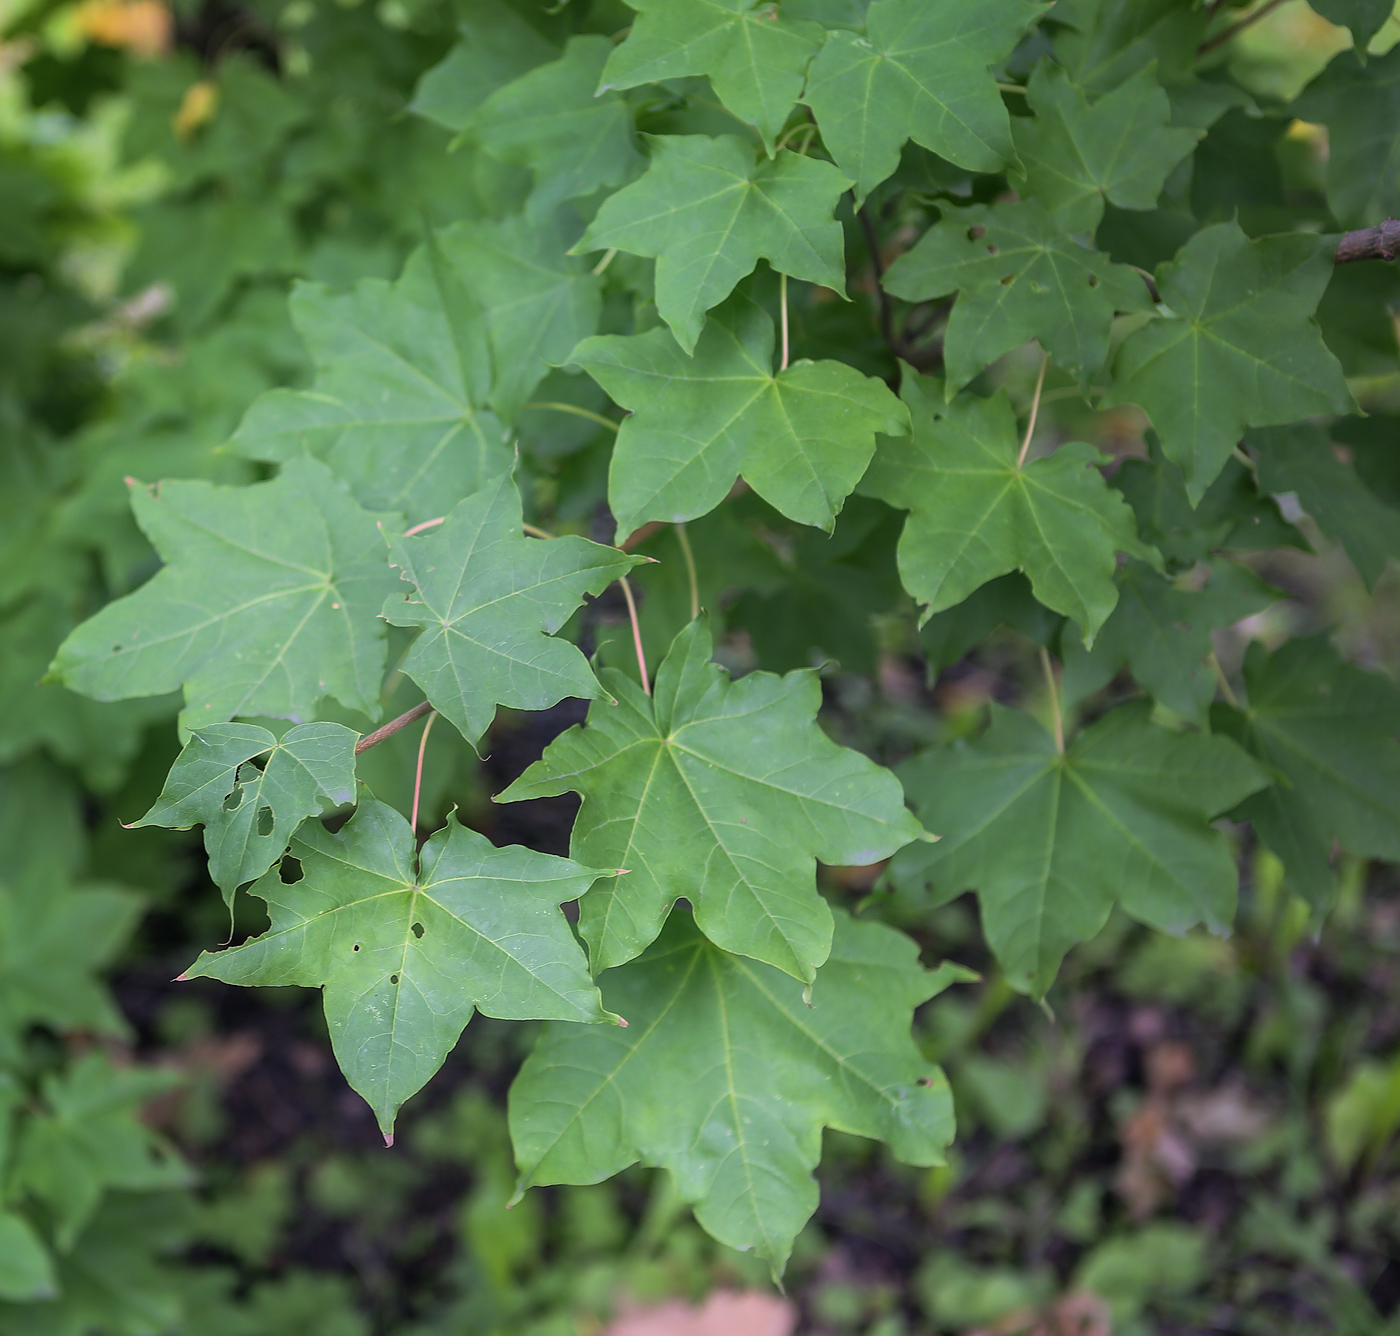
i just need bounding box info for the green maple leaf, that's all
[890,701,1267,994]
[1051,0,1207,94]
[1308,0,1393,56]
[0,1213,54,1303]
[884,199,1151,393]
[598,0,823,149]
[498,618,929,983]
[1011,62,1200,232]
[12,1054,189,1251]
[435,216,603,424]
[382,470,643,746]
[1060,559,1280,727]
[473,36,642,219]
[50,457,400,732]
[409,0,557,133]
[510,908,961,1272]
[0,883,141,1062]
[1250,424,1400,588]
[804,0,1039,200]
[860,372,1156,641]
[134,722,357,904]
[1102,221,1355,501]
[1296,48,1400,227]
[233,237,511,523]
[187,797,616,1138]
[576,135,848,354]
[572,296,908,537]
[1214,638,1400,911]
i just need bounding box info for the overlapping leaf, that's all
[576,135,848,354]
[860,372,1156,640]
[890,702,1267,993]
[1214,638,1400,911]
[804,0,1039,200]
[135,722,357,903]
[1103,221,1355,500]
[573,296,908,538]
[598,0,822,148]
[1011,62,1200,232]
[50,457,399,732]
[233,239,509,523]
[188,797,615,1138]
[510,909,961,1272]
[382,470,643,746]
[1310,0,1393,50]
[1250,424,1400,588]
[436,216,604,424]
[1060,559,1280,727]
[498,619,929,982]
[1051,0,1207,93]
[0,1215,53,1303]
[473,36,642,218]
[884,200,1151,392]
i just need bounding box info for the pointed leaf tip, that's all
[383,1131,394,1148]
[616,1016,629,1028]
[173,973,189,982]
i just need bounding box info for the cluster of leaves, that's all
[14,0,1400,1304]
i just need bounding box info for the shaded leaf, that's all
[510,908,959,1272]
[884,199,1151,393]
[382,469,643,746]
[890,701,1267,993]
[1051,0,1207,94]
[1012,62,1200,232]
[135,722,357,903]
[498,618,928,982]
[1102,221,1354,500]
[577,135,848,354]
[805,0,1039,200]
[0,1213,55,1302]
[860,372,1155,641]
[188,797,614,1138]
[1309,0,1393,59]
[51,457,400,732]
[573,295,907,538]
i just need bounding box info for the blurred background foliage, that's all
[4,0,1400,1331]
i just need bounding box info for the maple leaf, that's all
[1214,638,1400,912]
[12,1054,189,1251]
[890,701,1267,994]
[1102,221,1355,501]
[860,371,1156,641]
[50,456,400,732]
[572,295,908,538]
[498,618,929,982]
[804,0,1039,201]
[510,908,963,1272]
[187,797,616,1138]
[1249,424,1400,589]
[435,215,604,424]
[382,469,644,747]
[1060,560,1280,728]
[1051,0,1207,94]
[233,237,510,523]
[598,0,823,149]
[134,722,358,904]
[473,35,642,219]
[576,135,848,355]
[1011,62,1201,232]
[0,1211,54,1302]
[883,199,1151,393]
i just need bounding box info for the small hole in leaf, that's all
[1088,273,1100,288]
[280,856,303,884]
[986,243,998,255]
[390,974,400,985]
[256,806,274,837]
[999,274,1014,286]
[352,943,360,952]
[223,789,244,811]
[112,645,122,654]
[967,225,986,241]
[917,1076,933,1087]
[411,922,424,939]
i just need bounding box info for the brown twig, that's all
[355,700,434,754]
[1197,0,1289,55]
[1336,219,1400,264]
[858,204,899,358]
